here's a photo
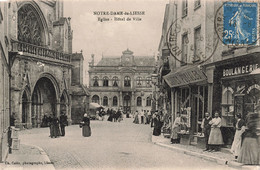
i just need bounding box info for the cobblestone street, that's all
[19,118,235,170]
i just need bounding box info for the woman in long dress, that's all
[133,111,139,124]
[238,112,259,165]
[170,113,181,144]
[231,113,245,159]
[82,113,91,137]
[153,114,162,136]
[208,112,223,151]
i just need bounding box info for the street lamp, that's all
[151,74,159,111]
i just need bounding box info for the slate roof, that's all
[96,56,156,67]
[71,84,89,96]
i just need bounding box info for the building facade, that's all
[159,0,260,147]
[8,0,73,129]
[71,52,89,124]
[0,2,11,162]
[88,49,156,113]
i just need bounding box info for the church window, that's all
[18,4,44,46]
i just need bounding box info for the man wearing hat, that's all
[60,112,68,136]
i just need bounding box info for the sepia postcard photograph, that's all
[0,0,259,169]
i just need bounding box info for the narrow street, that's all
[19,117,234,170]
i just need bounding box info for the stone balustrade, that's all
[11,40,71,63]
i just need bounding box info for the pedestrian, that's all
[59,112,68,137]
[41,114,48,127]
[147,110,151,124]
[231,113,245,159]
[201,112,212,151]
[208,111,223,151]
[170,112,181,144]
[52,115,60,138]
[152,113,161,136]
[144,110,148,124]
[113,110,117,122]
[140,109,144,124]
[133,110,139,124]
[238,112,259,165]
[82,113,91,137]
[107,108,113,122]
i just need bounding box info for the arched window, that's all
[137,96,142,106]
[124,76,131,87]
[136,77,142,86]
[103,96,108,106]
[112,77,119,87]
[103,77,109,87]
[146,77,152,87]
[113,96,118,106]
[146,96,151,106]
[18,4,44,46]
[93,76,99,87]
[92,95,99,104]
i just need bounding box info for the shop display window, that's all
[221,86,234,127]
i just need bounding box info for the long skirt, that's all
[208,127,223,145]
[133,115,139,124]
[82,125,91,137]
[231,129,243,156]
[238,137,259,165]
[170,126,180,139]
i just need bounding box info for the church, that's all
[88,49,156,113]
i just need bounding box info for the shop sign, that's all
[163,66,207,87]
[247,84,260,94]
[223,63,259,77]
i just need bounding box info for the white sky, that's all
[64,0,169,85]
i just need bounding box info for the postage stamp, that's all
[223,2,258,45]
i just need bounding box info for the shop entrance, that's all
[192,86,208,134]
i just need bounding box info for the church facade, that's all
[88,49,156,113]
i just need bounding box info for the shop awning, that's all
[89,103,104,109]
[163,64,207,88]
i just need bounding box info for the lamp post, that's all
[151,73,158,111]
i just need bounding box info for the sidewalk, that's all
[1,144,55,170]
[152,134,260,170]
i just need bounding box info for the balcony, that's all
[11,40,71,63]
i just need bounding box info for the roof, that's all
[89,103,104,109]
[96,56,155,67]
[71,84,89,96]
[97,57,121,66]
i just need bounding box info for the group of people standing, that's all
[107,108,123,122]
[41,112,68,138]
[133,109,152,124]
[200,110,260,165]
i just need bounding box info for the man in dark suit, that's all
[59,112,68,136]
[201,112,212,151]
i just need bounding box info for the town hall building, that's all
[88,49,156,113]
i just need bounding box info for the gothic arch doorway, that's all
[60,90,69,115]
[22,88,30,126]
[32,77,58,127]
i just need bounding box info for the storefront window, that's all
[221,86,234,127]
